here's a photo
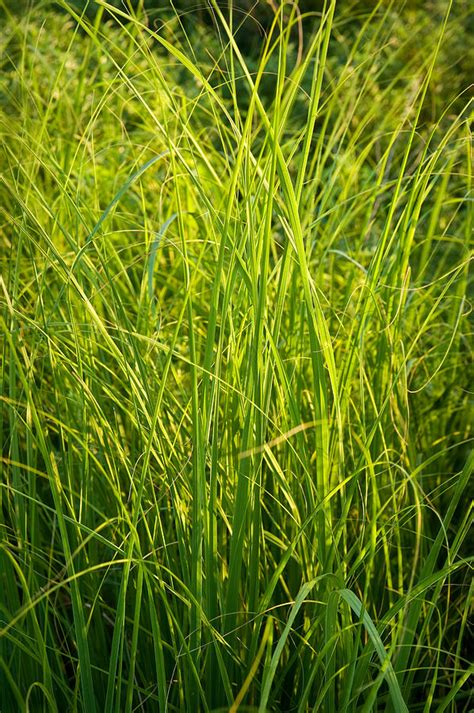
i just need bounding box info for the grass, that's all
[0,0,472,711]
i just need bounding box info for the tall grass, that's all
[0,0,472,711]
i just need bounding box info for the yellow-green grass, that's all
[0,1,472,711]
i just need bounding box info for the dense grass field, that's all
[1,1,472,711]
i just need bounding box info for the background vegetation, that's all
[1,0,472,711]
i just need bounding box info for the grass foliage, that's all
[0,0,472,710]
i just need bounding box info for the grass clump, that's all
[0,1,472,711]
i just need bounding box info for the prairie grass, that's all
[0,1,472,711]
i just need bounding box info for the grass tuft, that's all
[0,0,472,710]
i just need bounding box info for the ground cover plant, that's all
[0,0,472,710]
